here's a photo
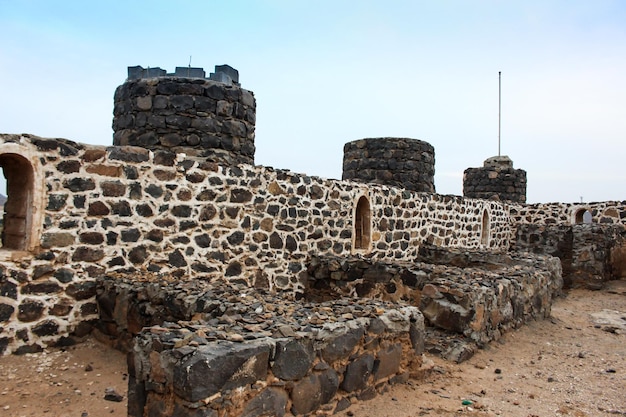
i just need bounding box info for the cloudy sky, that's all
[1,1,625,203]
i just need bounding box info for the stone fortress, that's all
[0,64,624,416]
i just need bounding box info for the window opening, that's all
[354,196,371,251]
[480,209,490,246]
[0,154,34,250]
[574,209,592,224]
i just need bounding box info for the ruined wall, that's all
[98,277,425,416]
[512,224,626,289]
[0,134,511,354]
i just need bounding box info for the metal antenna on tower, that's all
[498,71,502,157]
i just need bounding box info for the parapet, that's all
[127,64,240,86]
[113,64,255,165]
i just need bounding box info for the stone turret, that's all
[463,155,527,203]
[342,137,435,193]
[112,65,255,166]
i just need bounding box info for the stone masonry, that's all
[113,65,256,166]
[343,138,436,193]
[463,155,527,203]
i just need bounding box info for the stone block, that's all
[173,343,270,402]
[272,339,314,380]
[341,354,375,392]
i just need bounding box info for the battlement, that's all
[127,64,240,86]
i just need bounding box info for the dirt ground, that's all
[0,282,625,417]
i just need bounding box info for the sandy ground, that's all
[0,282,625,417]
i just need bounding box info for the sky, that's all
[1,0,625,204]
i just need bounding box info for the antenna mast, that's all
[498,71,501,157]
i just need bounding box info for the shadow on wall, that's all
[610,243,626,279]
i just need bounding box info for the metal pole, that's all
[498,71,501,157]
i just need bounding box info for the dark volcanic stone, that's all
[66,281,97,301]
[129,246,148,264]
[80,232,105,245]
[168,249,187,267]
[33,319,59,336]
[341,354,375,392]
[374,343,402,380]
[54,268,74,283]
[272,339,314,381]
[291,374,322,415]
[242,387,288,417]
[88,201,110,216]
[321,327,364,362]
[173,343,270,402]
[22,282,62,295]
[0,280,17,299]
[63,177,95,192]
[319,368,339,404]
[72,247,104,262]
[47,194,68,211]
[225,261,241,277]
[0,303,15,322]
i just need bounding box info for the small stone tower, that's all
[112,65,256,165]
[463,155,527,203]
[342,137,435,193]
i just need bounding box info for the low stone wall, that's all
[304,247,563,347]
[95,277,425,416]
[512,224,626,288]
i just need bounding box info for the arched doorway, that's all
[0,153,35,250]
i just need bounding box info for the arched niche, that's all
[353,195,372,252]
[480,209,490,247]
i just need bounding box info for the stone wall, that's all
[510,201,626,226]
[343,138,435,193]
[112,74,256,165]
[0,134,511,354]
[98,277,425,416]
[463,156,527,203]
[512,224,626,289]
[304,247,563,348]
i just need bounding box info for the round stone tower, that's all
[112,65,256,165]
[463,155,527,203]
[342,137,435,193]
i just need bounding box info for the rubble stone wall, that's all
[512,224,626,288]
[0,134,511,354]
[304,248,563,347]
[510,201,626,226]
[96,277,425,417]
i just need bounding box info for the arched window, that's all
[354,196,371,251]
[574,208,592,225]
[0,144,44,255]
[480,209,490,246]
